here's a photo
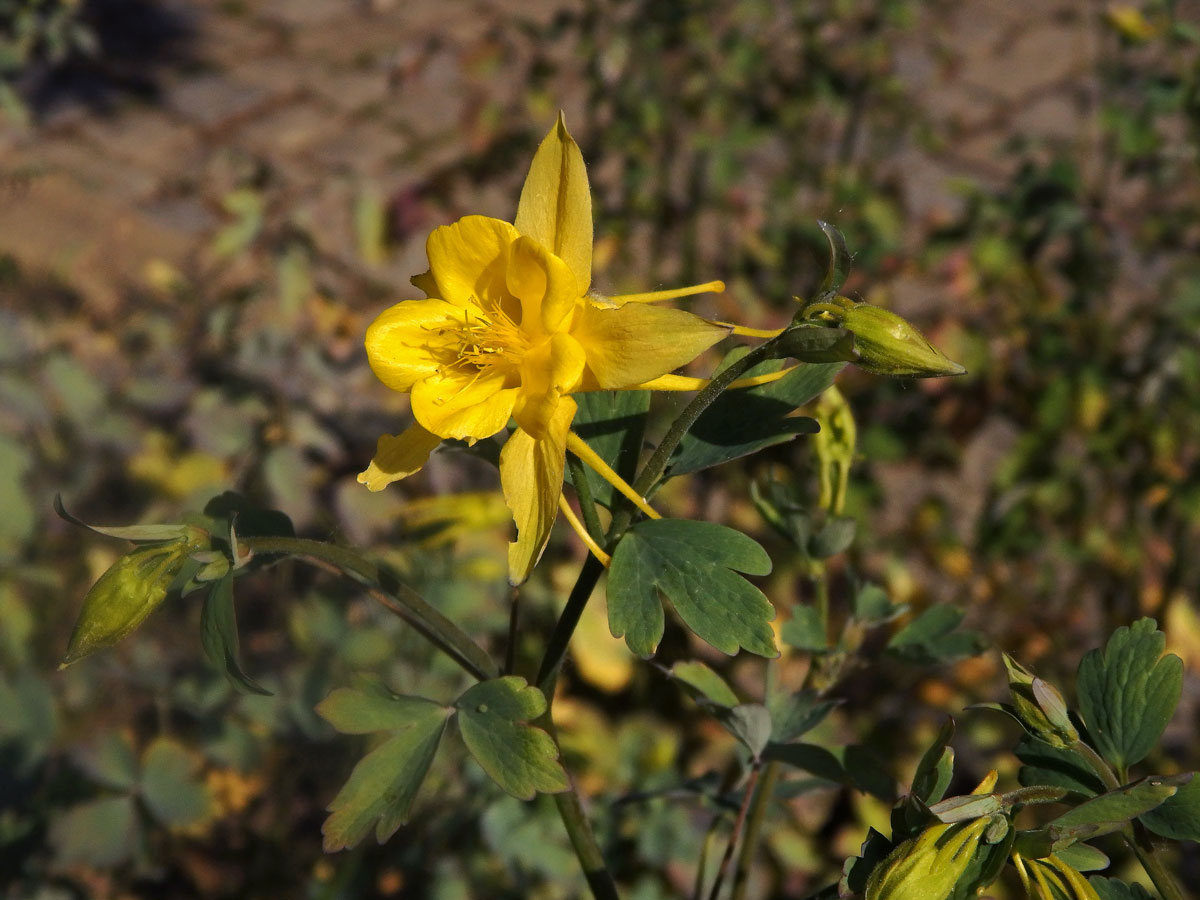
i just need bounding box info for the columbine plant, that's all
[60,117,1196,900]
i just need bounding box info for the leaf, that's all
[911,719,956,805]
[50,796,139,868]
[200,574,270,695]
[140,737,215,830]
[1139,772,1200,840]
[855,582,905,624]
[886,605,987,665]
[76,731,140,791]
[781,604,828,652]
[770,324,859,364]
[202,492,296,540]
[841,827,895,897]
[1055,842,1110,873]
[455,677,568,800]
[715,704,773,757]
[1047,775,1184,838]
[667,357,838,477]
[808,515,857,559]
[1016,741,1104,804]
[670,661,740,708]
[1088,877,1154,900]
[62,541,191,666]
[568,390,650,509]
[315,687,450,850]
[607,518,776,658]
[54,495,195,543]
[1076,618,1183,771]
[767,689,837,744]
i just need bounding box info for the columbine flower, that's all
[360,115,730,583]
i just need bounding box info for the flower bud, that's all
[865,818,989,900]
[1003,655,1079,747]
[62,540,193,666]
[836,304,965,378]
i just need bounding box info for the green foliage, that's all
[1088,877,1155,900]
[316,687,451,851]
[885,605,987,665]
[608,518,776,658]
[1138,774,1200,841]
[669,660,740,708]
[1076,618,1183,772]
[569,389,650,509]
[200,573,270,695]
[455,677,569,801]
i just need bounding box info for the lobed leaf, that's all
[608,518,776,658]
[1076,618,1182,771]
[455,677,568,801]
[1138,772,1200,841]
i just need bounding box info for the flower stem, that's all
[240,536,499,682]
[707,764,762,900]
[730,761,779,900]
[1127,822,1187,900]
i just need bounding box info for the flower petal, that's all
[501,396,576,585]
[410,367,519,442]
[426,215,521,308]
[365,298,463,393]
[514,332,587,439]
[357,423,443,492]
[572,303,730,389]
[505,236,580,335]
[514,113,593,294]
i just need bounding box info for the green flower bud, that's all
[802,299,965,378]
[1003,655,1080,747]
[866,818,989,900]
[62,540,193,667]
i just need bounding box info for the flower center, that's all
[447,299,529,371]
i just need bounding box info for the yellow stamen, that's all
[557,495,611,566]
[566,432,661,521]
[712,322,786,339]
[626,365,800,392]
[450,302,528,369]
[607,280,725,305]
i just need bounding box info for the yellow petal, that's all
[514,112,593,293]
[410,269,438,298]
[426,215,521,308]
[514,332,587,439]
[501,397,576,585]
[572,303,730,389]
[364,298,461,393]
[357,423,442,491]
[505,235,580,334]
[411,368,519,442]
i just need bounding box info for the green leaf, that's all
[667,358,837,477]
[50,796,139,867]
[886,605,987,665]
[200,574,270,695]
[140,737,215,829]
[911,719,956,805]
[569,390,650,509]
[455,677,568,801]
[715,703,772,757]
[1076,618,1183,771]
[855,582,904,624]
[319,700,450,851]
[202,491,296,541]
[1015,736,1105,798]
[771,324,859,364]
[62,541,191,666]
[809,515,857,559]
[54,495,195,543]
[1055,842,1110,873]
[670,661,740,708]
[781,605,828,653]
[76,731,140,791]
[1088,877,1154,900]
[841,827,894,897]
[1139,772,1200,840]
[608,519,776,658]
[1047,775,1184,837]
[768,689,837,743]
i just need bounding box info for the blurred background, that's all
[2,0,1199,897]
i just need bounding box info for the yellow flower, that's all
[360,115,729,584]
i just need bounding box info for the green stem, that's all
[554,788,621,900]
[567,451,606,542]
[1071,740,1121,792]
[241,536,499,682]
[708,763,762,900]
[1127,822,1187,900]
[731,760,780,900]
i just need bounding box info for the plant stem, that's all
[1127,822,1187,900]
[708,764,763,900]
[240,536,498,682]
[731,760,780,900]
[554,789,621,900]
[566,452,606,542]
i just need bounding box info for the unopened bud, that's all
[838,304,965,378]
[62,540,192,666]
